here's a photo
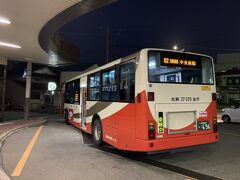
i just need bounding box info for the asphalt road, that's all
[146,123,240,180]
[2,115,188,180]
[2,115,240,180]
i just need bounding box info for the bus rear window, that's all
[148,51,214,85]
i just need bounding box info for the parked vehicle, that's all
[222,99,240,123]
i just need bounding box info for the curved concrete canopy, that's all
[0,0,116,65]
[39,0,117,64]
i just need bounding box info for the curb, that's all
[0,119,47,180]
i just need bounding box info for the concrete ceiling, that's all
[0,0,116,65]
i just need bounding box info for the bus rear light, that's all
[213,117,217,133]
[212,93,217,101]
[148,92,155,101]
[148,122,155,140]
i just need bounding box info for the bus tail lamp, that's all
[148,122,155,140]
[212,93,217,101]
[213,117,217,133]
[148,92,155,101]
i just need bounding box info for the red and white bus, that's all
[64,48,218,152]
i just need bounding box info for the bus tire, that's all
[92,119,103,146]
[222,115,231,123]
[65,109,70,125]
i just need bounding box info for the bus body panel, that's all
[64,48,218,152]
[101,102,136,150]
[135,133,218,152]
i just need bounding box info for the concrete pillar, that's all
[24,61,32,120]
[0,56,7,122]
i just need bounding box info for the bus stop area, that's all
[1,0,240,180]
[0,112,239,180]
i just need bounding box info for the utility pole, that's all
[106,27,110,63]
[24,61,32,120]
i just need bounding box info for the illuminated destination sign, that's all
[163,57,197,67]
[160,51,201,68]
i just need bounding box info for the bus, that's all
[64,48,218,152]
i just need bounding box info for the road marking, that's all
[11,126,43,177]
[0,122,14,126]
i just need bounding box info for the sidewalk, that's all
[1,111,48,121]
[0,111,48,138]
[0,118,47,139]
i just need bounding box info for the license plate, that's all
[197,121,211,130]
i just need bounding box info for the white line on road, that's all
[0,122,14,126]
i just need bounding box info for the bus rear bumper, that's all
[135,133,219,152]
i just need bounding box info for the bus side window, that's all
[65,80,80,104]
[119,61,135,102]
[88,72,100,100]
[101,68,117,101]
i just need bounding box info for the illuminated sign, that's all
[159,51,201,69]
[48,82,57,91]
[74,92,79,102]
[162,57,197,67]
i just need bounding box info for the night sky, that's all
[59,0,240,67]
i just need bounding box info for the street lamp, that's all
[173,45,178,50]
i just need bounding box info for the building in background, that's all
[215,53,240,105]
[5,61,60,112]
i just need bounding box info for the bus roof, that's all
[65,48,213,83]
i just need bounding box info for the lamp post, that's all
[24,61,32,120]
[173,45,178,50]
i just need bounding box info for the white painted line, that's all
[0,122,14,126]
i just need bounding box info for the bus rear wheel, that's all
[92,119,103,146]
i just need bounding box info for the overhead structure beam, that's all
[39,0,117,63]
